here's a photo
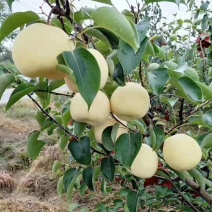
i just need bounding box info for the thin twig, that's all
[90,37,97,50]
[139,62,144,87]
[45,0,53,8]
[166,100,212,134]
[27,93,78,139]
[34,89,75,97]
[47,7,54,25]
[110,112,137,133]
[28,93,108,157]
[57,15,67,33]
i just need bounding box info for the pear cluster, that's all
[12,23,159,179]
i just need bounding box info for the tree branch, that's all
[27,93,108,158]
[34,89,75,97]
[166,100,212,134]
[171,181,202,212]
[185,178,212,205]
[27,93,77,139]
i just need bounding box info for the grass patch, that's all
[0,101,37,121]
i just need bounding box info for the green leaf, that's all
[131,120,147,133]
[154,126,165,150]
[68,203,79,211]
[35,111,46,126]
[91,0,113,5]
[48,80,64,91]
[127,191,138,212]
[174,171,188,182]
[35,88,51,109]
[6,83,37,110]
[101,156,115,182]
[156,46,166,59]
[0,11,40,43]
[6,0,15,10]
[136,17,150,41]
[27,131,45,160]
[202,110,212,128]
[57,176,65,197]
[63,168,80,192]
[117,37,148,75]
[62,104,71,126]
[68,136,91,165]
[115,132,142,167]
[201,14,208,30]
[52,160,62,174]
[160,96,178,108]
[201,133,212,149]
[91,7,139,52]
[195,82,212,100]
[74,121,87,138]
[66,175,81,202]
[155,185,168,199]
[74,7,94,24]
[98,28,119,49]
[169,76,202,103]
[84,28,111,46]
[189,115,205,126]
[83,167,95,191]
[145,40,155,56]
[58,49,100,108]
[188,169,205,190]
[0,73,15,100]
[59,135,70,150]
[200,0,210,10]
[147,68,169,95]
[113,63,125,86]
[149,125,156,149]
[102,126,114,151]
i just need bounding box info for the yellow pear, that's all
[65,48,109,92]
[64,76,78,92]
[12,23,74,80]
[110,82,150,121]
[94,116,128,143]
[70,91,110,125]
[163,134,202,171]
[130,144,158,178]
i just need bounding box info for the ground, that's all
[0,100,126,212]
[0,100,71,211]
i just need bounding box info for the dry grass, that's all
[0,100,37,121]
[0,172,15,191]
[0,197,67,212]
[0,100,69,211]
[16,144,65,197]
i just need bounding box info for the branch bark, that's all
[185,178,212,205]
